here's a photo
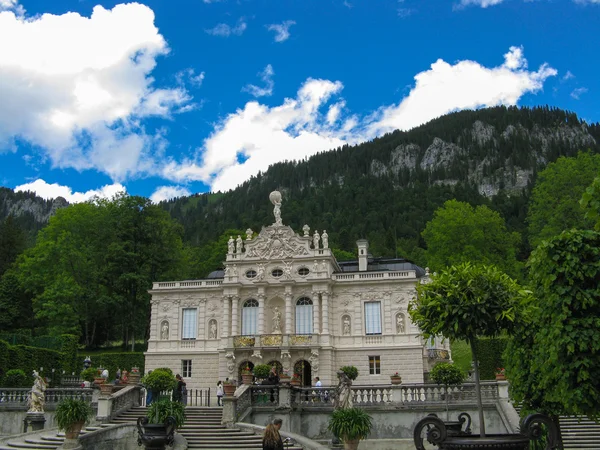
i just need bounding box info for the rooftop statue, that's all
[269,191,283,226]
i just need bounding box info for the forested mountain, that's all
[160,106,600,260]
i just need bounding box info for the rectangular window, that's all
[241,307,257,335]
[182,360,192,378]
[369,356,381,375]
[181,308,197,339]
[295,305,314,335]
[364,301,382,335]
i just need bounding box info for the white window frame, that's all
[368,355,381,375]
[295,297,313,335]
[181,308,198,340]
[364,301,382,335]
[182,360,192,378]
[242,299,258,336]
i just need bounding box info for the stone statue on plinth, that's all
[313,230,320,249]
[269,191,283,226]
[333,370,353,410]
[235,235,243,254]
[322,230,329,249]
[228,236,235,254]
[28,371,47,413]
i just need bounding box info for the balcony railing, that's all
[0,388,93,408]
[333,270,415,281]
[231,334,316,348]
[234,336,256,348]
[152,279,223,289]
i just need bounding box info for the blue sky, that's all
[0,0,598,202]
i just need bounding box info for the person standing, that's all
[145,370,153,406]
[216,381,224,406]
[262,418,284,450]
[173,374,186,403]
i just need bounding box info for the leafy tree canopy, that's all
[422,200,521,277]
[527,151,600,248]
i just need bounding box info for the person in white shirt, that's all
[314,377,323,402]
[314,377,322,387]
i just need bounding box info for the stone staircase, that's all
[560,415,600,449]
[112,406,304,450]
[0,423,116,449]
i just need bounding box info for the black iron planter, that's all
[137,416,176,450]
[427,412,472,437]
[414,413,559,450]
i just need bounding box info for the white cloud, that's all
[573,0,600,3]
[160,46,555,192]
[455,0,505,8]
[15,179,126,203]
[266,20,295,43]
[205,18,247,37]
[0,0,24,15]
[570,87,588,99]
[0,3,192,181]
[242,64,274,98]
[343,1,353,8]
[176,68,205,88]
[150,185,192,203]
[562,70,575,81]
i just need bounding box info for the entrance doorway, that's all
[293,359,312,387]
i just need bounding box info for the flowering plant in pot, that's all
[390,372,402,385]
[223,379,236,396]
[290,373,302,386]
[137,398,186,450]
[327,407,372,450]
[495,368,506,380]
[241,364,253,384]
[55,398,93,440]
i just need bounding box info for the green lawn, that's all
[450,340,472,374]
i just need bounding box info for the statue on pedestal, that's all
[28,371,47,413]
[228,236,235,254]
[333,370,353,410]
[161,321,169,340]
[269,191,283,226]
[322,230,329,249]
[313,230,320,249]
[272,307,282,334]
[302,224,310,237]
[235,235,243,254]
[246,228,254,240]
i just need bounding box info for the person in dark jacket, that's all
[173,374,186,402]
[262,418,284,450]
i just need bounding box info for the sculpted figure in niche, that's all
[313,230,320,249]
[235,235,243,254]
[228,236,235,254]
[342,316,351,336]
[396,314,405,334]
[161,321,169,340]
[313,260,319,273]
[232,265,238,277]
[209,320,218,339]
[256,263,265,281]
[322,230,329,249]
[272,307,282,334]
[28,371,47,413]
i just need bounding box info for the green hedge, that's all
[88,352,145,379]
[474,337,508,380]
[59,335,79,374]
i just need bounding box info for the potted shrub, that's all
[80,368,96,384]
[55,398,93,440]
[137,398,185,450]
[223,379,236,396]
[390,372,402,385]
[290,373,301,387]
[328,407,372,450]
[142,369,176,402]
[429,362,465,421]
[340,366,358,381]
[495,368,506,381]
[241,365,253,385]
[253,364,271,381]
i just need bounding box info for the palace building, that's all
[144,191,450,389]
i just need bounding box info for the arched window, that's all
[242,299,259,335]
[295,297,313,335]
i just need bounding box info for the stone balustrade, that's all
[333,270,415,281]
[96,384,142,422]
[0,387,93,408]
[232,334,317,349]
[152,279,223,289]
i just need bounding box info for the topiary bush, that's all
[80,368,97,383]
[253,364,271,379]
[142,369,176,393]
[340,366,358,381]
[3,369,30,387]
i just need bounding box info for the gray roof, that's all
[337,258,426,277]
[207,269,225,279]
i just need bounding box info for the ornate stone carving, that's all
[291,335,312,345]
[396,313,405,334]
[302,224,310,237]
[246,228,254,240]
[235,235,243,254]
[309,349,319,376]
[161,303,171,312]
[271,307,282,334]
[281,350,291,372]
[160,321,169,340]
[283,261,293,280]
[251,349,263,360]
[313,230,320,249]
[228,236,235,254]
[234,336,255,347]
[28,371,47,413]
[342,315,351,335]
[245,226,310,259]
[225,352,236,374]
[269,191,283,226]
[262,335,283,346]
[256,263,265,281]
[312,260,319,273]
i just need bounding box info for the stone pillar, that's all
[284,289,293,335]
[312,291,321,334]
[258,293,265,335]
[221,296,231,338]
[96,396,113,422]
[278,385,291,408]
[231,295,239,336]
[222,396,237,427]
[321,291,330,335]
[24,412,45,432]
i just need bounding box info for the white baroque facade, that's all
[145,192,450,390]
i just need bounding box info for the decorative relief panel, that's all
[244,225,310,259]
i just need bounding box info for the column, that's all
[284,290,293,335]
[258,293,265,335]
[231,295,239,336]
[321,291,330,335]
[221,296,230,338]
[312,291,321,334]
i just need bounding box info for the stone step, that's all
[4,443,60,449]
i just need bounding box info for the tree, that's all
[421,200,521,277]
[429,362,465,420]
[409,263,529,437]
[528,151,600,248]
[0,215,26,277]
[507,229,600,430]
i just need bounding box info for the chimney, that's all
[357,239,369,272]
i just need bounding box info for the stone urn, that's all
[279,374,291,385]
[129,372,141,385]
[100,383,114,396]
[137,416,176,450]
[390,375,402,385]
[290,377,301,387]
[94,377,105,386]
[65,421,85,440]
[495,373,507,381]
[223,383,236,396]
[414,413,558,450]
[241,372,253,385]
